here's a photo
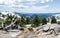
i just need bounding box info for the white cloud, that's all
[0,0,15,5]
[14,5,49,13]
[0,0,4,4]
[0,0,53,5]
[27,0,34,1]
[0,0,57,13]
[40,0,53,3]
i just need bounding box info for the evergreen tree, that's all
[26,16,30,24]
[5,18,11,25]
[31,16,41,27]
[20,16,26,27]
[5,14,14,25]
[42,18,47,25]
[51,16,57,24]
[0,18,4,27]
[0,13,1,14]
[14,18,20,25]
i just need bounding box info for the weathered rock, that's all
[42,25,50,32]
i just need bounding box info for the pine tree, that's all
[5,18,11,25]
[14,19,20,25]
[31,16,41,27]
[51,16,57,24]
[42,18,47,25]
[5,14,15,25]
[0,18,4,27]
[26,16,30,24]
[20,16,26,27]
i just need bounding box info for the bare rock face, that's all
[24,34,33,38]
[43,25,50,32]
[15,24,60,38]
[16,28,34,38]
[33,24,60,38]
[42,24,60,34]
[53,25,60,35]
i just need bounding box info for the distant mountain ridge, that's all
[15,12,60,18]
[1,11,60,19]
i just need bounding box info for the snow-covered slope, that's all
[1,11,14,15]
[52,14,60,23]
[0,11,21,19]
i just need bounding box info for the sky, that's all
[0,0,60,13]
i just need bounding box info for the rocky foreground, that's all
[0,24,60,38]
[16,24,60,38]
[0,30,15,38]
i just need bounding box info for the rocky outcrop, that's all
[16,24,60,38]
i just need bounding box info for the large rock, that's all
[53,25,60,35]
[50,24,58,29]
[42,24,50,32]
[14,24,60,38]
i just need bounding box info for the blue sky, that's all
[0,0,60,13]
